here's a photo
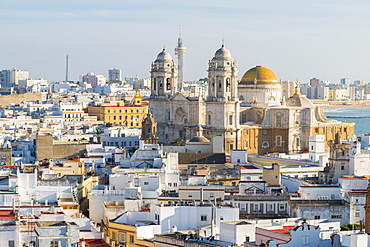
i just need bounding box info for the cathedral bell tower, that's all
[150,48,178,99]
[207,45,238,102]
[141,110,158,144]
[205,45,240,153]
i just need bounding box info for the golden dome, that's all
[240,66,280,86]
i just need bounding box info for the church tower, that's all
[175,26,186,89]
[207,45,238,102]
[150,48,178,99]
[205,45,240,152]
[141,110,158,144]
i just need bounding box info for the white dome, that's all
[213,45,232,59]
[156,48,173,61]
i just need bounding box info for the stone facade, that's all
[149,45,355,155]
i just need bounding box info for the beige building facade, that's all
[149,46,354,155]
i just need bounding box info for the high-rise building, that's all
[80,73,106,88]
[310,78,321,87]
[340,78,350,85]
[0,69,29,87]
[108,68,122,82]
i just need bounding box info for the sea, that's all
[324,108,370,136]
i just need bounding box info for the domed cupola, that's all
[207,45,238,101]
[150,48,178,99]
[240,65,280,87]
[213,45,233,60]
[238,65,282,107]
[155,48,173,62]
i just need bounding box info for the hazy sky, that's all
[1,0,370,83]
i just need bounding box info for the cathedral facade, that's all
[149,45,355,155]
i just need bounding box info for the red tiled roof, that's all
[80,239,110,247]
[270,225,295,234]
[0,210,16,220]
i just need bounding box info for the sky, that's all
[1,0,370,83]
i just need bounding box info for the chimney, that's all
[200,188,204,204]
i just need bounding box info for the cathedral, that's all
[149,40,355,155]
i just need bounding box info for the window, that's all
[331,215,342,219]
[279,204,285,210]
[341,165,345,170]
[253,204,260,212]
[50,241,59,247]
[188,193,192,198]
[220,216,224,220]
[130,235,135,244]
[201,215,207,221]
[144,182,149,185]
[166,78,171,90]
[276,115,282,126]
[302,236,310,245]
[356,211,360,217]
[276,136,282,147]
[314,215,320,219]
[229,115,233,125]
[210,193,214,198]
[8,241,14,247]
[263,130,267,135]
[268,204,273,211]
[168,183,172,187]
[173,183,177,187]
[244,140,249,149]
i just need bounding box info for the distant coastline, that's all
[313,99,370,109]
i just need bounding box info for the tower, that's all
[133,89,142,106]
[141,111,158,144]
[207,45,238,102]
[175,26,186,89]
[205,45,240,152]
[150,48,178,99]
[206,45,239,130]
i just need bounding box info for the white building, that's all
[0,69,29,87]
[308,135,327,162]
[18,78,48,89]
[81,72,106,88]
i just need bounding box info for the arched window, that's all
[239,95,244,100]
[226,78,231,92]
[296,137,300,147]
[219,80,222,92]
[153,78,157,90]
[166,78,171,90]
[229,115,233,125]
[262,141,269,148]
[208,114,211,125]
[268,96,275,101]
